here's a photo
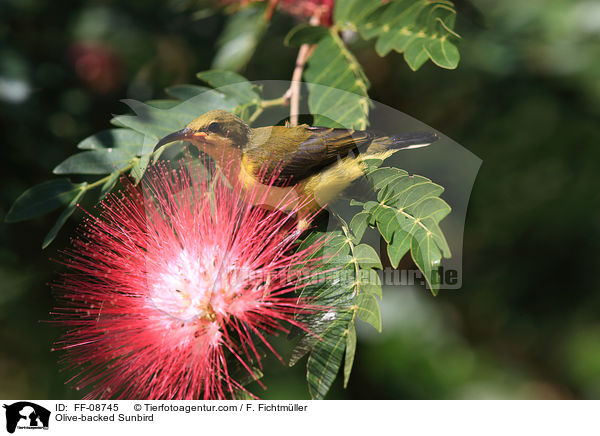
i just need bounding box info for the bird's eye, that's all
[207,122,221,134]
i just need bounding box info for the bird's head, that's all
[154,110,250,152]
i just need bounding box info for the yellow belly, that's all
[237,160,307,213]
[237,150,396,217]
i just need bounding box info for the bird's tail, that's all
[388,131,439,150]
[366,131,438,154]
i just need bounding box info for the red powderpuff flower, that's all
[225,0,335,26]
[51,159,324,399]
[278,0,335,26]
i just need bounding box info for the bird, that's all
[154,109,438,230]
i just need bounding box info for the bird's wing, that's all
[245,126,376,186]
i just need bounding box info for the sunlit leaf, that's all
[304,32,370,129]
[364,167,451,294]
[334,0,382,27]
[341,0,461,71]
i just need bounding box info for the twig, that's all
[248,12,322,127]
[289,43,315,126]
[287,14,321,126]
[260,95,289,108]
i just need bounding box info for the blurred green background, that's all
[1,0,599,399]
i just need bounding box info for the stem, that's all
[248,94,291,125]
[247,107,263,125]
[264,0,279,21]
[260,95,289,108]
[338,217,360,323]
[288,14,320,126]
[239,14,323,128]
[83,140,183,193]
[289,43,315,126]
[84,160,136,191]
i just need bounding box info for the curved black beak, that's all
[154,127,194,152]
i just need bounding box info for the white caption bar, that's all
[1,400,596,436]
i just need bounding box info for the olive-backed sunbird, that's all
[154,110,438,226]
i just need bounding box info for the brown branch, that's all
[287,14,321,126]
[264,0,279,21]
[288,43,315,126]
[257,13,322,126]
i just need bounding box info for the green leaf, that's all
[165,85,212,101]
[233,390,255,400]
[411,225,444,295]
[359,3,393,40]
[297,230,329,257]
[289,295,352,367]
[307,310,353,399]
[356,267,382,298]
[112,91,237,141]
[334,0,382,27]
[145,99,180,109]
[349,211,369,243]
[130,154,150,184]
[320,232,352,259]
[363,157,385,172]
[110,101,187,139]
[212,3,268,72]
[5,179,86,223]
[293,222,384,397]
[77,129,145,153]
[424,35,460,69]
[42,186,86,249]
[343,322,356,388]
[404,41,430,71]
[304,32,370,129]
[353,244,383,270]
[99,171,121,200]
[364,167,452,294]
[387,225,412,266]
[290,231,355,368]
[13,72,260,248]
[355,0,461,71]
[231,365,264,389]
[369,167,409,189]
[378,176,444,210]
[374,207,398,242]
[369,1,430,56]
[196,70,260,106]
[284,24,329,47]
[354,293,382,332]
[53,149,136,175]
